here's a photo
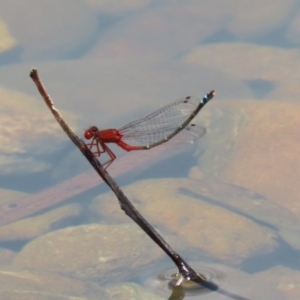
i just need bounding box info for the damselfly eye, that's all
[90,126,99,132]
[84,131,94,139]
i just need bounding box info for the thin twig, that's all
[29,68,201,277]
[29,69,248,300]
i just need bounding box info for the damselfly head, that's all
[84,126,99,139]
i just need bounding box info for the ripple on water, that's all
[143,262,287,300]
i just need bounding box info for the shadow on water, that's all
[180,188,300,274]
[243,79,276,98]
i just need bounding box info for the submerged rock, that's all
[89,177,279,265]
[13,223,164,283]
[0,266,107,299]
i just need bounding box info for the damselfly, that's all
[84,90,215,168]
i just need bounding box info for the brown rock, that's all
[13,223,164,283]
[0,266,107,299]
[255,265,300,300]
[89,178,278,265]
[0,204,83,242]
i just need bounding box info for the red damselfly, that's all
[84,90,215,168]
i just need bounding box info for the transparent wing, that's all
[119,96,201,146]
[169,124,206,145]
[122,123,206,147]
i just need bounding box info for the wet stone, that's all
[89,178,278,265]
[0,248,16,265]
[106,282,164,300]
[0,203,83,242]
[0,265,107,299]
[198,99,300,221]
[0,18,16,52]
[255,265,300,300]
[0,85,79,174]
[13,223,164,283]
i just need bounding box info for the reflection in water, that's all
[163,269,249,300]
[169,285,185,300]
[168,284,250,300]
[144,263,286,300]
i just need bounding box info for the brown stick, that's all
[29,68,205,279]
[29,69,248,300]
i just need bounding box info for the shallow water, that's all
[0,1,300,299]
